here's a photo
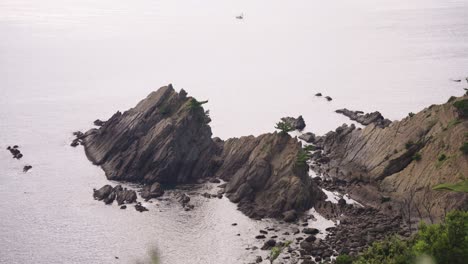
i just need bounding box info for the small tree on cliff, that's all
[275,121,294,135]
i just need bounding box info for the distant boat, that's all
[236,13,244,20]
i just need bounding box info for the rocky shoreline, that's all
[75,85,467,263]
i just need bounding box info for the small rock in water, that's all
[135,202,148,212]
[23,165,32,172]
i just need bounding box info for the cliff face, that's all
[82,85,324,219]
[83,86,220,184]
[313,96,468,218]
[217,133,324,218]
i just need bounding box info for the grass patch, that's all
[412,152,422,161]
[433,180,468,193]
[460,142,468,155]
[438,153,447,161]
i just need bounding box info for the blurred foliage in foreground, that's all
[336,210,468,264]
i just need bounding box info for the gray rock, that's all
[281,115,306,130]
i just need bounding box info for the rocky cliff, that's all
[81,85,324,219]
[311,96,468,219]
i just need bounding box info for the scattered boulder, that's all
[93,185,113,201]
[283,210,297,222]
[141,182,165,200]
[325,96,332,101]
[261,239,276,250]
[255,256,263,263]
[135,202,148,212]
[303,228,319,235]
[299,132,316,143]
[315,93,322,97]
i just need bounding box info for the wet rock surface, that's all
[93,184,137,206]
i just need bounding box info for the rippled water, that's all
[1,0,467,263]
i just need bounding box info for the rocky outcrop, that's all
[312,96,468,219]
[281,116,306,130]
[81,85,325,218]
[93,185,137,205]
[216,133,325,219]
[335,109,391,128]
[7,145,23,159]
[141,182,165,200]
[82,85,220,184]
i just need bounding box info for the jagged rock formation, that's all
[335,109,391,128]
[216,133,325,218]
[312,96,468,219]
[83,86,220,184]
[81,85,324,218]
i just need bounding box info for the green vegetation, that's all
[438,154,447,162]
[338,211,468,264]
[447,96,457,103]
[453,99,468,118]
[405,141,415,149]
[275,121,294,135]
[303,145,316,152]
[433,180,468,193]
[336,254,355,264]
[444,119,461,130]
[412,152,422,161]
[296,149,310,168]
[159,105,170,116]
[188,98,208,110]
[269,241,292,264]
[460,142,468,155]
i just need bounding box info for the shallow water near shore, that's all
[1,0,467,263]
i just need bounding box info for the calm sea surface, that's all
[1,0,467,263]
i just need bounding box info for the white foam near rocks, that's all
[307,208,337,239]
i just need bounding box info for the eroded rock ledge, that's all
[311,96,468,219]
[81,85,325,219]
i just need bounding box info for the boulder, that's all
[93,185,113,201]
[135,202,148,212]
[141,182,165,200]
[281,115,306,130]
[299,132,316,143]
[261,239,276,250]
[283,210,297,222]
